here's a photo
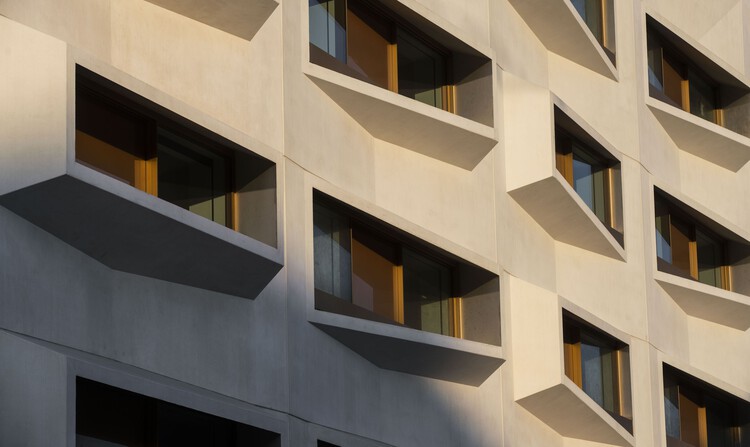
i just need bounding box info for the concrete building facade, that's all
[1,0,749,446]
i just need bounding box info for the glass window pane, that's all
[664,375,681,439]
[697,230,723,288]
[663,56,686,108]
[670,217,692,277]
[581,342,605,408]
[402,249,452,335]
[309,0,346,62]
[351,227,399,320]
[397,31,445,109]
[346,1,390,89]
[689,70,717,123]
[313,204,352,300]
[647,34,664,91]
[76,92,150,188]
[655,200,672,263]
[705,395,734,447]
[157,128,228,226]
[572,145,607,223]
[572,0,602,41]
[603,0,615,53]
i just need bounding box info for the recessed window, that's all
[571,0,616,64]
[654,191,733,291]
[563,311,633,432]
[309,0,452,111]
[75,66,277,245]
[647,29,721,125]
[555,107,624,245]
[663,364,749,447]
[76,377,280,446]
[313,191,500,344]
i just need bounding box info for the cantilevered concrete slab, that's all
[646,97,750,171]
[655,271,750,331]
[518,380,635,447]
[310,309,504,386]
[144,0,278,41]
[0,171,282,299]
[509,173,625,260]
[507,0,617,80]
[304,62,497,170]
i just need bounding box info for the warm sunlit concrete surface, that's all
[304,63,497,170]
[310,309,504,386]
[2,0,750,446]
[655,271,750,330]
[506,0,618,80]
[518,381,635,447]
[646,97,750,171]
[143,0,278,41]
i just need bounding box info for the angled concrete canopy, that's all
[304,63,497,170]
[518,380,635,447]
[507,0,617,80]
[0,173,282,299]
[310,310,504,386]
[655,271,750,331]
[144,0,278,41]
[646,97,750,171]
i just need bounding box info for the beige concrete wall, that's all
[1,0,749,446]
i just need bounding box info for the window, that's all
[75,66,275,238]
[654,192,732,290]
[571,0,616,64]
[563,311,633,432]
[555,107,623,245]
[647,24,722,125]
[76,377,280,446]
[663,365,749,447]
[309,0,453,112]
[313,192,500,343]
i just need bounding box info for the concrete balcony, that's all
[144,0,278,41]
[507,0,617,80]
[303,61,497,170]
[309,308,504,386]
[0,26,282,299]
[504,75,625,260]
[655,271,750,331]
[646,96,750,171]
[510,277,634,446]
[518,379,634,447]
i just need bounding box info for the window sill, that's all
[508,171,625,260]
[303,61,497,170]
[143,0,278,41]
[654,270,750,330]
[308,307,504,386]
[517,379,634,446]
[646,96,750,171]
[0,163,283,299]
[506,0,617,80]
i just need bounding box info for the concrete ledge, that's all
[507,0,617,80]
[654,271,750,331]
[647,97,750,171]
[518,380,635,447]
[304,62,497,170]
[144,0,278,41]
[309,309,504,386]
[508,173,625,260]
[0,171,282,299]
